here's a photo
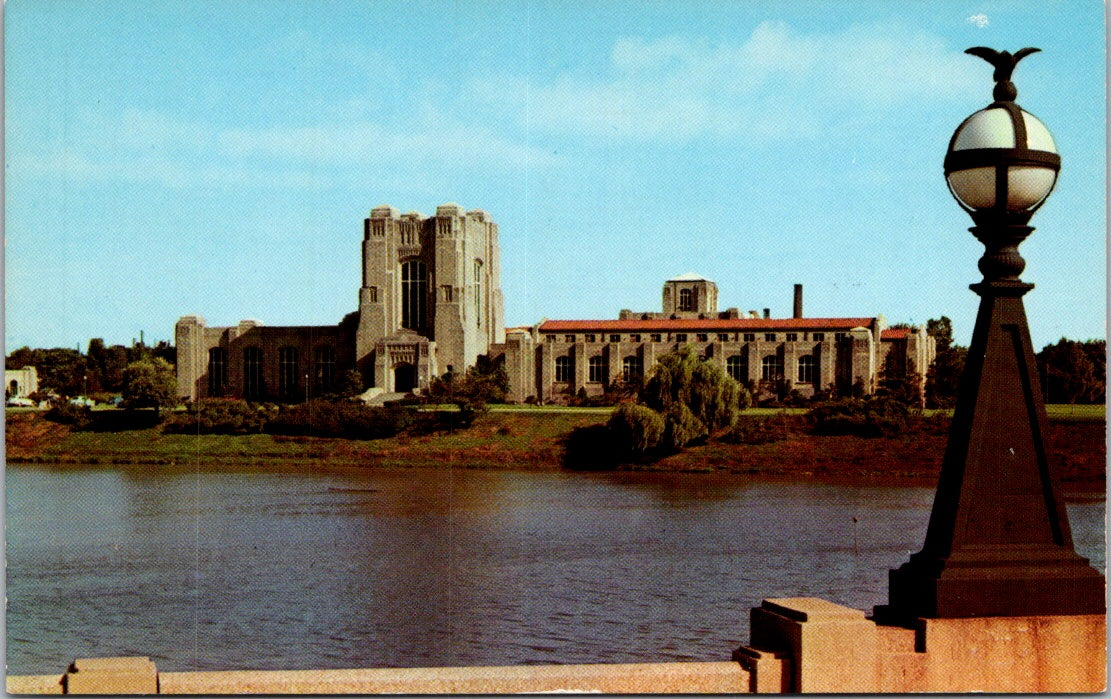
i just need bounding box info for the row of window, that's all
[208,346,337,399]
[547,331,846,344]
[552,354,819,385]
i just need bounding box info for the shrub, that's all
[607,403,665,457]
[807,396,909,437]
[265,399,415,439]
[164,399,275,435]
[45,401,92,429]
[562,424,621,470]
[721,414,795,444]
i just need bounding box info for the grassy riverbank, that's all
[6,406,1105,489]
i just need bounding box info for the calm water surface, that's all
[6,464,1104,675]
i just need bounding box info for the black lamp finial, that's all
[965,46,1040,102]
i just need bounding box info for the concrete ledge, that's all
[65,657,158,695]
[158,662,750,694]
[6,674,64,695]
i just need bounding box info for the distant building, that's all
[177,207,933,405]
[5,366,38,399]
[176,203,504,402]
[495,277,935,405]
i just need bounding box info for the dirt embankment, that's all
[6,410,1105,490]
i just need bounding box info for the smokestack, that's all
[763,308,771,319]
[793,284,803,319]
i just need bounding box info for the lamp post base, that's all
[880,546,1105,623]
[881,276,1105,623]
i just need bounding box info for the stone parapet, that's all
[737,597,1106,693]
[10,661,749,695]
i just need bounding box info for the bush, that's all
[562,424,621,470]
[721,414,796,444]
[45,401,92,429]
[807,396,909,437]
[265,399,415,439]
[607,403,665,457]
[164,399,276,435]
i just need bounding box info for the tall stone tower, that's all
[355,203,504,392]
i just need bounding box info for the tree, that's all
[925,316,966,408]
[426,354,510,425]
[121,358,178,415]
[927,316,955,353]
[1037,338,1105,404]
[339,369,365,397]
[639,345,741,448]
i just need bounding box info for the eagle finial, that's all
[965,46,1041,102]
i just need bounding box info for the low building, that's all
[494,277,935,405]
[5,366,38,399]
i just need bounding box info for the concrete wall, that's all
[12,602,1103,694]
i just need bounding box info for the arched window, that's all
[727,355,748,382]
[208,347,227,397]
[622,356,643,382]
[401,259,427,331]
[314,346,336,394]
[243,347,263,400]
[678,288,694,311]
[279,347,300,400]
[761,355,784,381]
[555,356,573,383]
[797,355,817,384]
[588,356,607,383]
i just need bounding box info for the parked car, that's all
[68,396,95,408]
[6,397,34,407]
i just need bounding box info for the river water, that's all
[5,463,1105,675]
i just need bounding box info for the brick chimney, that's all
[793,284,803,319]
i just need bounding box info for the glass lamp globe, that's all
[944,106,1059,217]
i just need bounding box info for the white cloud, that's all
[486,21,979,144]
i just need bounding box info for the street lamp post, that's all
[881,48,1104,621]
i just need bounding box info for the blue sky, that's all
[5,0,1105,352]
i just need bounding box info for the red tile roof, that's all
[881,328,912,340]
[538,317,876,332]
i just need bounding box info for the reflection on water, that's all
[6,464,1104,674]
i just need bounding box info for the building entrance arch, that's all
[394,363,417,393]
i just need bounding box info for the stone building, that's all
[496,276,935,405]
[177,206,932,406]
[176,203,504,402]
[5,366,38,399]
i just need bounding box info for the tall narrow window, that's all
[473,259,483,328]
[555,356,573,382]
[622,356,643,382]
[314,346,336,393]
[588,356,607,383]
[279,347,299,400]
[243,347,263,400]
[207,348,227,397]
[401,259,427,331]
[761,355,784,381]
[679,288,694,311]
[727,355,748,382]
[797,354,817,384]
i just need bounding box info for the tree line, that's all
[924,316,1105,407]
[6,339,175,402]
